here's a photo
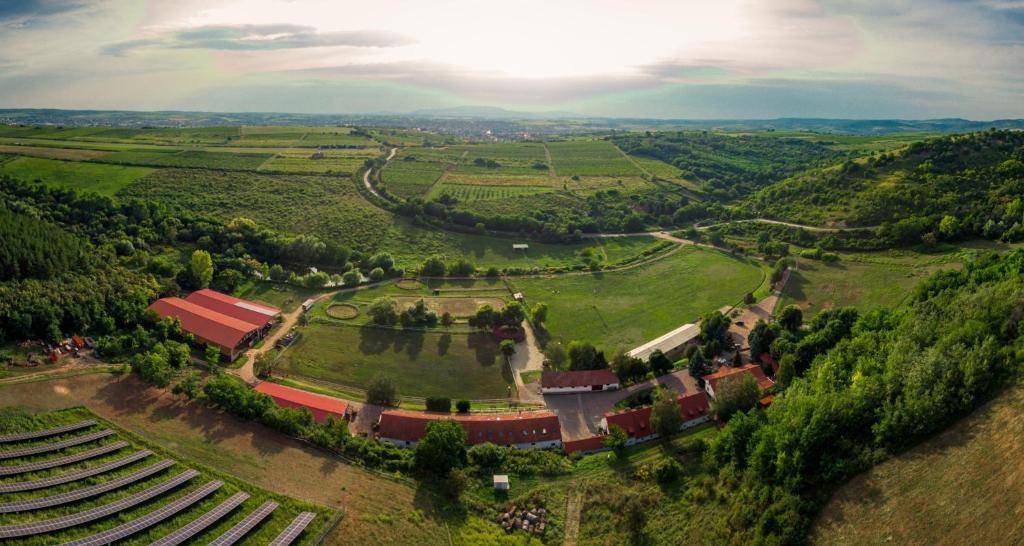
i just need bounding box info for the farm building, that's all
[600,391,711,446]
[540,369,620,394]
[493,475,510,491]
[147,290,281,360]
[254,382,349,423]
[376,410,562,449]
[562,435,608,455]
[702,364,775,399]
[627,322,700,362]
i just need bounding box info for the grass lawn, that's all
[0,373,452,546]
[0,156,154,196]
[0,405,333,545]
[811,383,1024,545]
[510,245,764,351]
[776,248,967,317]
[274,322,513,399]
[235,281,322,313]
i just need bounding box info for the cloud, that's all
[102,24,413,56]
[0,0,88,27]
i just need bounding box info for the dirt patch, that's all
[326,303,359,319]
[395,279,422,290]
[393,296,505,317]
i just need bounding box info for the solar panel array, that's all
[0,449,153,494]
[0,469,198,539]
[207,500,279,546]
[59,480,223,546]
[149,491,250,546]
[269,511,317,546]
[0,429,115,460]
[0,420,97,443]
[0,441,128,477]
[0,459,175,513]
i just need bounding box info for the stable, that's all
[254,382,349,423]
[540,369,620,394]
[702,364,774,399]
[600,391,711,446]
[627,322,700,363]
[147,289,281,361]
[377,410,562,449]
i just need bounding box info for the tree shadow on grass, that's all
[467,332,500,366]
[438,334,452,357]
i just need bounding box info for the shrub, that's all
[425,396,452,413]
[456,399,471,413]
[369,267,385,281]
[467,442,506,470]
[366,375,398,406]
[655,458,683,483]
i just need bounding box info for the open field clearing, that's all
[0,144,109,160]
[812,383,1024,545]
[0,374,452,546]
[274,322,511,399]
[234,282,322,313]
[258,149,380,174]
[629,155,682,179]
[0,156,154,196]
[547,140,644,177]
[0,405,332,545]
[561,175,653,193]
[776,249,967,317]
[429,182,552,202]
[511,245,764,350]
[96,150,273,170]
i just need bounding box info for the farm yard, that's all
[511,245,765,350]
[0,405,333,545]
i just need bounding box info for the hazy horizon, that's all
[1,0,1022,119]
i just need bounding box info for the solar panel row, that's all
[0,459,175,513]
[0,429,115,460]
[0,449,153,493]
[269,511,317,546]
[0,441,128,476]
[59,480,224,546]
[207,500,279,546]
[0,420,97,444]
[149,491,250,546]
[0,469,199,539]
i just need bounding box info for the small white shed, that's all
[493,474,510,491]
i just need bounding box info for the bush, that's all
[369,267,385,281]
[425,397,452,413]
[366,375,398,406]
[655,458,683,483]
[467,442,506,470]
[456,399,471,413]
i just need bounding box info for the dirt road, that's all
[361,147,397,201]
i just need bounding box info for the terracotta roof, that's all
[377,410,561,445]
[541,369,619,389]
[185,289,280,328]
[604,392,710,438]
[703,364,774,392]
[563,436,607,454]
[254,382,348,422]
[147,297,257,350]
[759,395,775,408]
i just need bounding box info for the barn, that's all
[147,289,281,361]
[377,410,562,449]
[540,369,620,394]
[254,382,349,423]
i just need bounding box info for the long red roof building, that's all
[702,364,774,399]
[254,382,348,423]
[377,410,562,449]
[184,288,280,328]
[603,391,711,442]
[147,289,281,360]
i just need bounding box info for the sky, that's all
[0,0,1022,119]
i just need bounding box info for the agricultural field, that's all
[0,145,109,161]
[510,245,764,351]
[811,383,1024,546]
[258,148,381,174]
[368,128,447,147]
[429,181,552,202]
[449,142,550,176]
[0,156,154,196]
[234,282,322,313]
[96,150,273,170]
[776,248,967,317]
[0,373,453,546]
[273,321,511,399]
[546,140,643,177]
[379,157,448,199]
[0,405,333,545]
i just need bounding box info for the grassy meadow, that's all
[511,245,765,350]
[0,156,154,196]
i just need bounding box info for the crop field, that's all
[96,150,273,170]
[546,140,643,177]
[449,142,549,175]
[561,175,652,194]
[274,322,511,399]
[380,157,448,198]
[0,406,332,545]
[777,249,965,317]
[0,156,154,196]
[0,136,174,152]
[368,128,445,146]
[630,155,684,179]
[0,373,454,546]
[510,245,764,350]
[258,149,380,174]
[812,383,1024,546]
[0,145,109,161]
[429,182,552,202]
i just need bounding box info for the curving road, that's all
[695,218,879,232]
[362,147,397,201]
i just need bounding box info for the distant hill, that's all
[407,105,581,119]
[749,130,1024,243]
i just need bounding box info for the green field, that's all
[259,149,380,174]
[510,245,764,350]
[776,249,966,317]
[429,182,552,202]
[96,150,273,170]
[274,322,511,399]
[380,157,447,198]
[0,406,333,545]
[547,140,643,177]
[0,156,154,196]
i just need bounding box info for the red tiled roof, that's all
[541,369,619,389]
[759,353,779,375]
[703,364,774,392]
[254,382,348,423]
[185,289,280,328]
[563,436,607,454]
[604,392,710,438]
[147,297,257,350]
[759,395,775,408]
[377,410,561,445]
